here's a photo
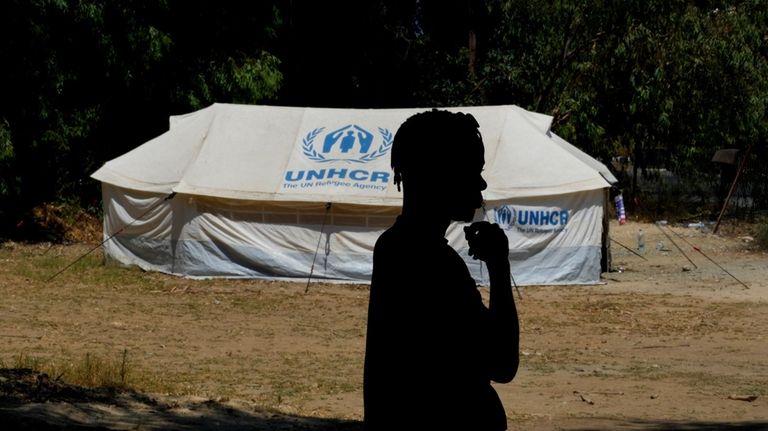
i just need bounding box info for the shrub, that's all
[755,219,768,250]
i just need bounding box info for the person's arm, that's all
[465,221,520,383]
[486,255,519,382]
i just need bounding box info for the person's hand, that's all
[464,221,509,263]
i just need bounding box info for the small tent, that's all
[92,104,615,285]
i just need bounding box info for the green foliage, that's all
[0,120,11,160]
[473,1,768,212]
[0,119,17,198]
[184,52,283,109]
[0,0,283,237]
[756,219,768,250]
[1,0,767,236]
[8,350,134,391]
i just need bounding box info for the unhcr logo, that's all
[302,125,393,164]
[283,124,393,191]
[495,205,516,228]
[494,205,570,233]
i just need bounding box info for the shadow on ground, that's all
[0,368,362,431]
[563,417,768,431]
[619,420,768,431]
[5,369,766,431]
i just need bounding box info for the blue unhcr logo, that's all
[302,125,393,163]
[494,205,570,232]
[495,205,516,229]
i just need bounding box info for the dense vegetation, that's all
[1,0,766,238]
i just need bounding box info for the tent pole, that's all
[305,203,332,294]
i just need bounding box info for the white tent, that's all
[92,103,614,285]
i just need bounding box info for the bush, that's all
[755,219,768,250]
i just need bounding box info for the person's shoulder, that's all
[374,224,402,252]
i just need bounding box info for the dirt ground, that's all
[1,220,767,430]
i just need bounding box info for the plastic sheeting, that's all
[102,184,604,285]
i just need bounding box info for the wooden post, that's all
[713,145,752,234]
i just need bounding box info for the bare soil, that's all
[1,220,767,430]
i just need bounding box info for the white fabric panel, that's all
[101,184,175,272]
[447,189,605,285]
[92,104,611,205]
[102,186,387,280]
[548,132,618,184]
[93,108,215,193]
[482,109,609,201]
[512,105,554,135]
[174,105,305,201]
[102,185,603,285]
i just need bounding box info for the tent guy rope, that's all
[661,224,749,289]
[305,202,332,293]
[46,192,177,282]
[654,222,698,269]
[609,237,648,261]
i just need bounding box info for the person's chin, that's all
[451,210,476,223]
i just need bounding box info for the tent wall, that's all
[102,185,176,273]
[103,184,604,285]
[102,184,398,281]
[457,189,605,285]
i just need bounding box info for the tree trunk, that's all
[468,29,477,80]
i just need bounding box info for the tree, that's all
[477,0,767,213]
[2,0,766,238]
[0,0,284,236]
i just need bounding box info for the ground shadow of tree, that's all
[568,417,768,431]
[0,368,362,430]
[624,420,768,431]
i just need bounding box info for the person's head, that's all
[391,109,487,222]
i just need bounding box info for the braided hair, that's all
[391,109,483,191]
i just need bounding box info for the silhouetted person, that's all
[364,110,520,430]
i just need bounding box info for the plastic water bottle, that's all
[637,229,645,254]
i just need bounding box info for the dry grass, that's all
[2,350,132,391]
[1,228,767,429]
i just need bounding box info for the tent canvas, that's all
[92,103,614,285]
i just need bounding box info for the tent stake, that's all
[305,203,332,294]
[47,192,176,282]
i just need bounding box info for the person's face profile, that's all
[395,110,488,223]
[442,145,487,222]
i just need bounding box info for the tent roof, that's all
[92,103,612,206]
[548,132,618,185]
